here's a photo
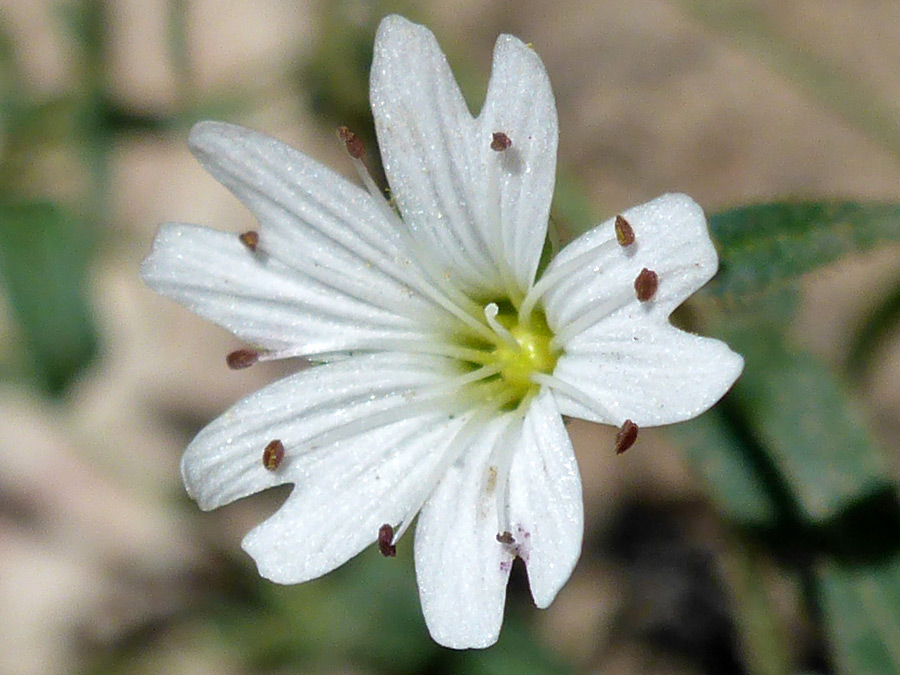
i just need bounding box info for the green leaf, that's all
[817,556,900,674]
[724,327,891,522]
[0,202,97,395]
[706,202,900,301]
[692,283,891,524]
[669,407,778,526]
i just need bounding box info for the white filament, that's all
[519,237,620,323]
[484,303,520,349]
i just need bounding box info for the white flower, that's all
[140,15,743,649]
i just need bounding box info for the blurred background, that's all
[1,0,899,673]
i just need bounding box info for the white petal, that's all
[543,194,718,332]
[477,34,558,290]
[180,352,455,511]
[553,321,744,426]
[187,121,442,318]
[508,389,583,608]
[414,415,517,649]
[371,16,556,297]
[371,16,494,294]
[141,223,435,353]
[242,410,468,584]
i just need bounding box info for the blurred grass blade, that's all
[845,274,900,380]
[669,407,778,526]
[705,202,900,301]
[817,556,900,674]
[721,538,793,675]
[0,202,97,395]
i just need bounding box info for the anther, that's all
[239,230,259,251]
[491,132,512,152]
[262,439,285,470]
[614,420,638,455]
[634,268,659,302]
[496,531,515,545]
[614,215,635,247]
[378,524,397,557]
[338,126,365,159]
[226,348,259,370]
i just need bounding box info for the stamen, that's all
[484,303,520,349]
[239,230,260,251]
[377,523,397,557]
[295,372,500,454]
[318,166,501,345]
[392,401,517,542]
[230,137,493,339]
[634,268,659,302]
[615,420,638,455]
[333,133,520,342]
[530,372,618,423]
[262,439,285,470]
[259,340,495,367]
[614,215,635,247]
[519,238,619,323]
[486,415,523,535]
[337,126,365,159]
[226,348,259,370]
[496,531,515,544]
[234,201,492,344]
[419,364,501,397]
[483,153,525,305]
[344,138,385,203]
[491,132,512,151]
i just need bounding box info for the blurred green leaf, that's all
[0,202,97,395]
[691,254,890,525]
[817,556,900,674]
[706,202,900,301]
[670,407,778,526]
[724,327,891,522]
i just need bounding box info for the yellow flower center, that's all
[459,302,559,411]
[493,314,557,400]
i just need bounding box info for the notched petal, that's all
[544,193,717,332]
[554,325,744,427]
[507,390,583,609]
